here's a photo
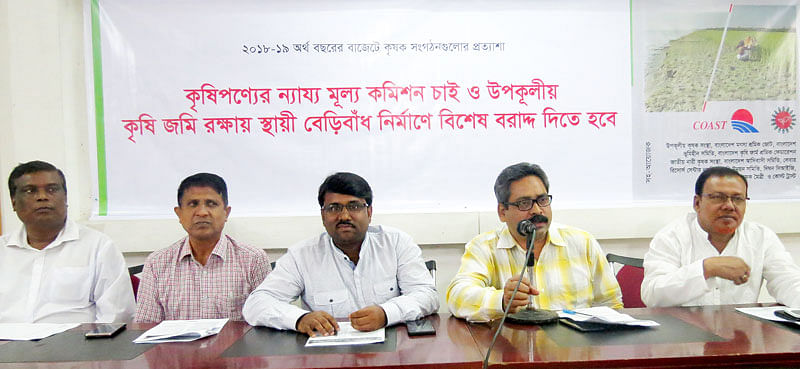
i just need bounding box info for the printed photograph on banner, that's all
[642,3,796,112]
[631,0,800,201]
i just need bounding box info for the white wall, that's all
[2,0,800,310]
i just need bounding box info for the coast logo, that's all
[771,106,795,133]
[730,109,758,133]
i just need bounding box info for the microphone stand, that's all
[506,229,559,325]
[482,228,558,369]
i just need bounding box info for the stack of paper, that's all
[557,306,660,327]
[133,319,228,344]
[305,322,385,347]
[736,306,800,325]
[0,323,79,341]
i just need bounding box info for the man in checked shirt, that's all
[134,173,271,322]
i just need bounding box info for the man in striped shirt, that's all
[134,173,271,322]
[447,162,622,322]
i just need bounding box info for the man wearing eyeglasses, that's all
[642,166,800,307]
[447,162,622,322]
[243,172,438,335]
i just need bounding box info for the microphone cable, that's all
[482,228,535,369]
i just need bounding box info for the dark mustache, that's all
[529,214,549,224]
[337,221,355,227]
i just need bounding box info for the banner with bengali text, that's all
[86,0,800,218]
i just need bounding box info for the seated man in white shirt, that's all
[0,160,135,322]
[642,166,800,307]
[243,172,438,336]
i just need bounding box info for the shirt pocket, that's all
[311,289,349,318]
[372,278,399,303]
[49,266,92,303]
[214,292,249,320]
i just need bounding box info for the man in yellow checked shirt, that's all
[447,162,622,322]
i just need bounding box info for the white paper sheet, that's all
[736,306,800,325]
[0,323,79,341]
[305,322,385,347]
[133,318,228,343]
[557,306,660,327]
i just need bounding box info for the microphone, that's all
[517,219,536,237]
[517,213,547,237]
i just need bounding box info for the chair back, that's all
[425,260,437,284]
[606,254,645,308]
[128,265,144,300]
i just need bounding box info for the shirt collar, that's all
[689,212,740,250]
[178,234,228,262]
[326,231,368,266]
[6,218,74,251]
[547,223,567,247]
[496,224,518,249]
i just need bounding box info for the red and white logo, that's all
[771,107,795,133]
[730,109,759,133]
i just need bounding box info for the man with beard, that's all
[642,166,800,307]
[243,172,438,336]
[447,162,621,322]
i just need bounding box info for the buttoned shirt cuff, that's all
[465,289,505,323]
[284,307,311,331]
[380,301,403,327]
[491,289,505,319]
[694,259,716,291]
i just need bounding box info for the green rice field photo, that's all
[645,28,796,112]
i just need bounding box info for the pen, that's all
[562,309,593,317]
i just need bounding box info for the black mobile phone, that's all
[775,309,800,322]
[559,318,608,332]
[85,323,126,339]
[406,319,436,336]
[784,309,800,320]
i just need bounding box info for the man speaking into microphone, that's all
[446,162,622,322]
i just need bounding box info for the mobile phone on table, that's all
[406,318,436,336]
[559,318,608,332]
[783,309,800,319]
[775,309,800,322]
[85,323,126,339]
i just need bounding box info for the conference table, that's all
[0,304,799,368]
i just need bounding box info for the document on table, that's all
[133,318,228,344]
[736,306,800,325]
[0,323,79,340]
[305,322,385,347]
[557,306,660,327]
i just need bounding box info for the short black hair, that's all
[8,160,67,198]
[494,162,550,204]
[177,173,228,206]
[318,172,373,206]
[695,166,748,195]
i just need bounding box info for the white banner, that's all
[87,0,632,217]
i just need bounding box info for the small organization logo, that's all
[730,109,758,133]
[771,106,795,133]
